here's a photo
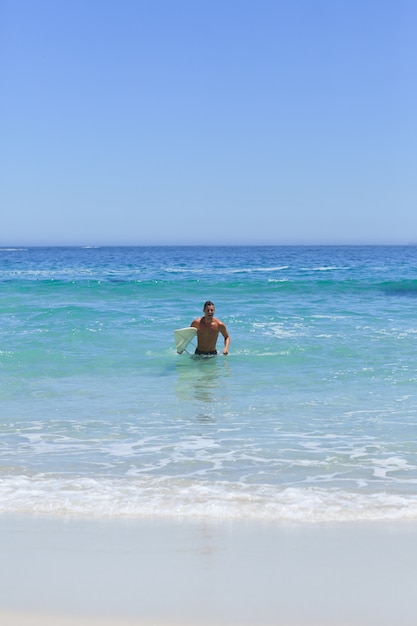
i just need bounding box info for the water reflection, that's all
[175,356,230,417]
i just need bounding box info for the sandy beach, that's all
[1,515,417,626]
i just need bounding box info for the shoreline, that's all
[1,514,417,625]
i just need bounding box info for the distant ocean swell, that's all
[3,275,417,300]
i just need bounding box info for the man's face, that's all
[204,305,215,317]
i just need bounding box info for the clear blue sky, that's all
[1,0,416,245]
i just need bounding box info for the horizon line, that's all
[1,242,416,249]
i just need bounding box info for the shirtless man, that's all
[191,301,230,356]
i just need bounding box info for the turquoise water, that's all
[1,245,417,521]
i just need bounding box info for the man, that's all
[191,301,230,356]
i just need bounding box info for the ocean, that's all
[1,245,417,523]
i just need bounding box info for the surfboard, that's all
[174,327,197,353]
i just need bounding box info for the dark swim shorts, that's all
[194,349,218,356]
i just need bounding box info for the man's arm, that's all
[220,323,230,355]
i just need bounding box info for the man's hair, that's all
[203,300,215,309]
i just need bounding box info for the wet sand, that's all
[1,514,417,625]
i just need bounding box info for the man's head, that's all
[203,301,215,317]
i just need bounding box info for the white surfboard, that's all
[174,327,197,353]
